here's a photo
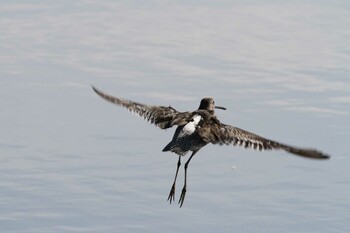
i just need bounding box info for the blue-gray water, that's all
[1,1,349,232]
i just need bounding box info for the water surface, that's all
[1,1,349,232]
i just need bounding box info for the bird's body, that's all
[92,85,330,207]
[163,114,207,156]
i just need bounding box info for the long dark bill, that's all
[215,106,226,110]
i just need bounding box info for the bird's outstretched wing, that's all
[92,85,190,129]
[199,122,330,159]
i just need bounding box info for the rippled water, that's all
[1,1,349,232]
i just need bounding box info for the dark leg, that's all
[178,150,197,207]
[167,155,181,204]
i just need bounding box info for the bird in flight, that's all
[92,85,330,207]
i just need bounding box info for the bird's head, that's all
[198,98,226,111]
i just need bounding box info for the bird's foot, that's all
[167,184,176,204]
[178,186,187,208]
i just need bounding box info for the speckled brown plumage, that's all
[92,85,330,207]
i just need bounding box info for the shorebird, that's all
[92,85,330,207]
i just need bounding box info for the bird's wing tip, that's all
[299,150,331,160]
[320,154,331,160]
[91,85,104,96]
[91,84,98,92]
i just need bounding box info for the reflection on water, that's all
[1,1,349,232]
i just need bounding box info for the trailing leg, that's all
[167,155,181,204]
[179,150,198,207]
